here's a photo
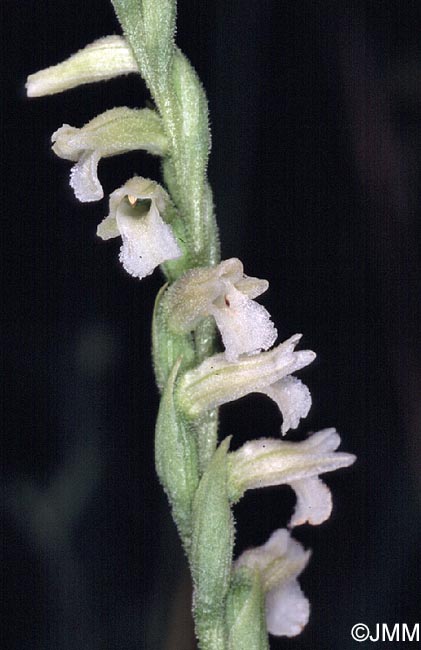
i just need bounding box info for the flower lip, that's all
[97,176,182,279]
[266,579,310,637]
[234,528,311,637]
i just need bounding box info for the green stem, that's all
[110,3,245,649]
[195,616,227,650]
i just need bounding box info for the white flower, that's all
[97,176,182,280]
[235,528,311,637]
[51,108,167,202]
[177,333,315,434]
[165,258,277,361]
[26,36,137,97]
[228,428,356,526]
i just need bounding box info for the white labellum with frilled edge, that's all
[97,176,182,280]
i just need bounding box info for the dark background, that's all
[2,1,421,648]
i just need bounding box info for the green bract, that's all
[191,438,234,650]
[225,568,269,650]
[152,284,196,392]
[155,359,199,547]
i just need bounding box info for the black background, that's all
[3,1,421,648]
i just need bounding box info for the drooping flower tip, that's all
[165,258,277,362]
[26,36,137,97]
[97,176,181,280]
[235,528,311,637]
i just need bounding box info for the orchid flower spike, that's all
[235,528,311,637]
[51,108,168,202]
[177,333,315,434]
[163,258,277,361]
[229,428,356,526]
[97,176,182,280]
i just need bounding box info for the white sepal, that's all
[26,36,137,97]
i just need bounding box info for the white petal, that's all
[234,276,269,300]
[289,476,332,527]
[217,258,245,282]
[51,124,82,161]
[164,267,227,333]
[217,259,269,299]
[262,375,312,435]
[299,427,341,453]
[236,529,289,573]
[210,285,277,362]
[110,176,168,214]
[266,579,310,637]
[235,528,310,593]
[96,214,120,241]
[70,150,103,202]
[118,203,181,279]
